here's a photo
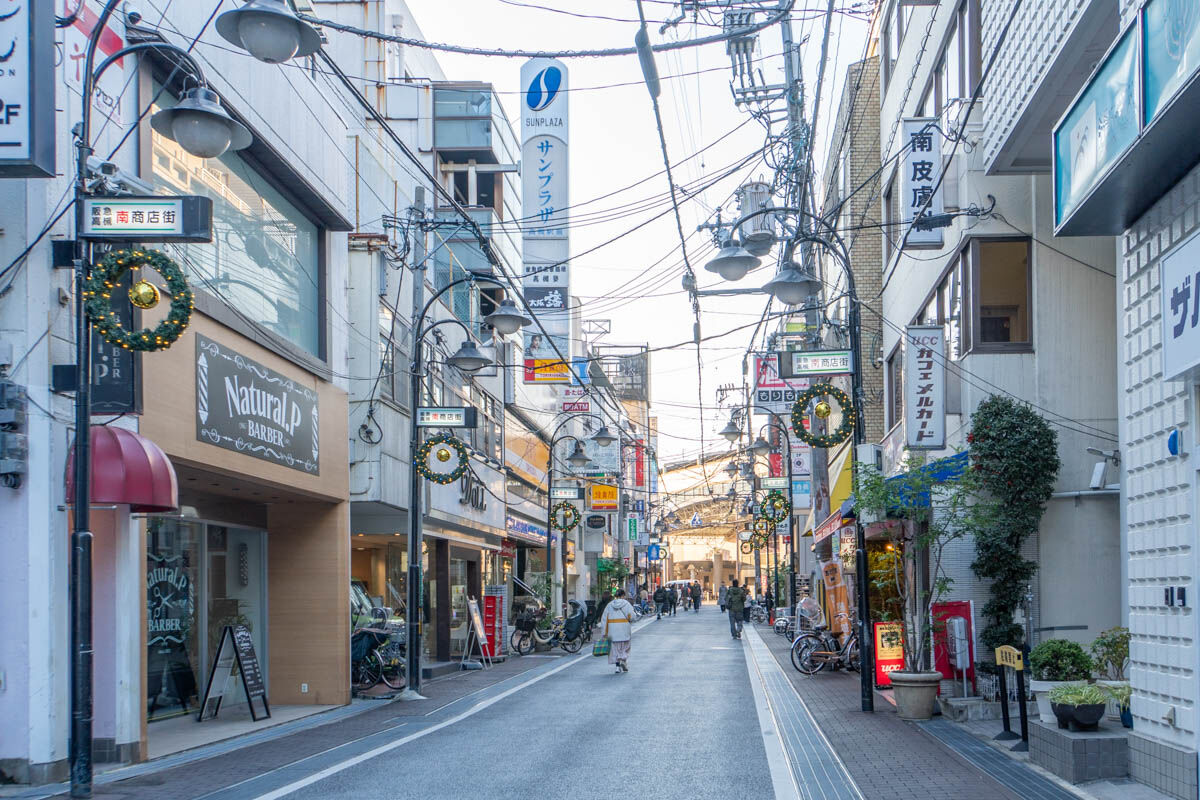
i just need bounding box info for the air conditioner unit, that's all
[856,444,882,471]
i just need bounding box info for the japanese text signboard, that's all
[752,353,809,415]
[81,196,214,242]
[588,483,618,511]
[0,1,55,177]
[904,325,945,449]
[522,58,572,383]
[416,407,478,428]
[1162,230,1200,381]
[874,622,905,687]
[901,118,944,248]
[781,349,853,378]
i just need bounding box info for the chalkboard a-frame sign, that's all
[197,625,271,722]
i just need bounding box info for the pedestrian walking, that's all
[690,581,701,612]
[726,579,747,639]
[718,582,728,612]
[668,585,678,616]
[597,589,634,673]
[653,585,668,619]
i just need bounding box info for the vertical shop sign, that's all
[521,58,571,383]
[904,325,945,449]
[0,0,55,176]
[1162,230,1200,380]
[901,118,943,247]
[752,353,809,415]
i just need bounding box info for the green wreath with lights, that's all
[550,501,580,532]
[791,382,856,448]
[758,489,791,523]
[740,541,753,554]
[415,433,469,484]
[82,248,194,352]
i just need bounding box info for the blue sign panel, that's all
[1054,27,1139,226]
[634,499,645,513]
[1144,0,1200,125]
[505,515,548,546]
[648,543,661,561]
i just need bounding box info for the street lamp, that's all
[403,272,496,699]
[483,297,532,336]
[762,263,821,306]
[446,341,491,373]
[217,0,323,64]
[591,425,617,448]
[750,435,771,456]
[566,441,591,468]
[704,238,761,282]
[719,417,743,443]
[69,5,263,794]
[149,87,251,159]
[724,460,738,478]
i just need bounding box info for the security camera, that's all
[98,160,119,176]
[123,2,143,26]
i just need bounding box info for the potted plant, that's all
[1048,682,1108,731]
[854,454,995,721]
[1029,639,1092,723]
[1105,682,1133,728]
[1090,626,1129,719]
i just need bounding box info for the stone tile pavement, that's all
[757,624,1026,800]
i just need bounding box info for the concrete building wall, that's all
[1120,161,1200,792]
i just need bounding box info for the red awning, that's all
[67,426,178,513]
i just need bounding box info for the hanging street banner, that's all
[752,353,809,415]
[81,196,214,242]
[904,325,945,449]
[901,118,944,247]
[521,58,571,383]
[0,0,55,177]
[195,335,320,474]
[780,349,853,378]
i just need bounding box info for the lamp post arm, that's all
[90,43,207,104]
[413,273,490,343]
[78,0,122,163]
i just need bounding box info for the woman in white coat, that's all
[598,588,635,673]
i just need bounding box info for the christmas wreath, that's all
[758,489,791,523]
[753,518,773,536]
[550,500,580,532]
[791,382,856,448]
[740,541,753,555]
[82,248,193,352]
[415,433,469,484]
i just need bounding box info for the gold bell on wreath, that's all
[435,446,453,463]
[814,400,833,419]
[129,279,160,310]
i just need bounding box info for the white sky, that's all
[405,0,869,462]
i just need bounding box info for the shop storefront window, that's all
[149,83,322,357]
[148,520,201,721]
[422,544,436,659]
[147,519,267,723]
[449,558,469,658]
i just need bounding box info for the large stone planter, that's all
[890,671,943,721]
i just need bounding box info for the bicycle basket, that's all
[798,597,824,622]
[350,628,389,661]
[514,612,538,632]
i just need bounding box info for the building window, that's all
[886,347,903,429]
[379,301,410,408]
[970,239,1031,348]
[882,173,898,264]
[150,84,322,357]
[913,257,966,361]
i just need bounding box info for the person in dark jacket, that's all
[690,582,702,612]
[667,585,679,616]
[725,579,747,639]
[653,585,668,619]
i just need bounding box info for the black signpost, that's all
[198,624,270,722]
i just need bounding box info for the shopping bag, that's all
[592,636,611,657]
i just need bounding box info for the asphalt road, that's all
[268,609,774,799]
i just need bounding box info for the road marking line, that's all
[743,630,803,800]
[252,617,654,799]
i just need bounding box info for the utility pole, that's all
[404,187,426,699]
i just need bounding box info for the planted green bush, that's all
[1029,639,1092,681]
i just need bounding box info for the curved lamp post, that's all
[70,5,268,794]
[545,412,616,611]
[729,204,874,712]
[403,272,509,697]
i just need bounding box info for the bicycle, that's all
[773,615,796,641]
[790,625,860,675]
[510,608,585,655]
[748,603,768,625]
[351,624,406,692]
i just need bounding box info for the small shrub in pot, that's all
[1029,639,1092,681]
